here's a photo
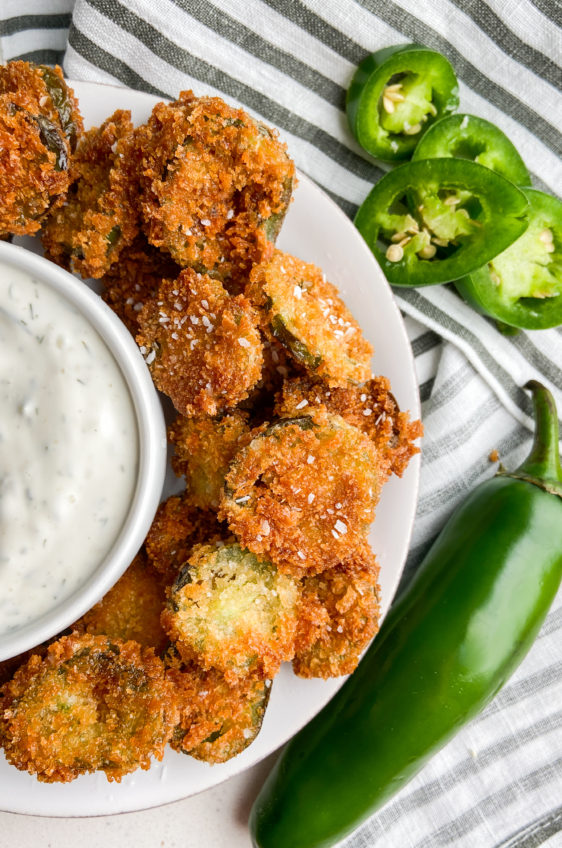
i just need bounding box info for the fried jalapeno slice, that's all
[0,634,178,783]
[248,251,372,387]
[220,410,380,576]
[73,551,168,654]
[169,410,251,510]
[102,234,180,335]
[162,543,299,680]
[166,661,271,763]
[42,110,139,278]
[145,493,224,583]
[135,91,295,284]
[0,61,82,236]
[275,375,422,479]
[294,545,380,679]
[137,269,263,416]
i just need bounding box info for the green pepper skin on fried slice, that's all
[347,44,459,162]
[412,113,531,185]
[250,381,562,848]
[455,189,562,330]
[354,158,529,286]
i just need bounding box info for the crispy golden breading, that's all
[101,234,180,335]
[145,493,224,583]
[162,543,299,681]
[136,269,263,416]
[166,658,270,763]
[73,551,168,654]
[0,62,82,150]
[239,335,300,423]
[293,545,380,678]
[0,632,71,689]
[247,250,373,387]
[42,110,139,278]
[0,62,81,236]
[168,411,251,510]
[0,634,178,783]
[135,91,294,285]
[275,375,422,479]
[220,409,380,577]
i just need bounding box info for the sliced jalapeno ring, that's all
[37,65,80,150]
[347,44,459,162]
[412,113,530,185]
[162,543,299,679]
[455,188,562,330]
[354,158,529,286]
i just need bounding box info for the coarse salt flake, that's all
[238,337,251,348]
[307,455,315,464]
[295,399,308,409]
[335,519,347,534]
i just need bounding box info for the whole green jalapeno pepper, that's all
[412,113,531,185]
[346,44,459,162]
[250,380,562,848]
[455,188,562,330]
[354,158,528,286]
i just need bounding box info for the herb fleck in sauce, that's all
[0,265,138,635]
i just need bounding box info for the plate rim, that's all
[0,78,421,817]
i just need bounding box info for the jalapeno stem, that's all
[508,380,562,495]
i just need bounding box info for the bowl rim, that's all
[0,240,167,662]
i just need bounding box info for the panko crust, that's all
[0,62,80,235]
[162,543,299,681]
[42,109,140,278]
[73,551,168,654]
[247,250,373,387]
[135,91,294,284]
[166,659,270,763]
[294,545,380,679]
[168,410,251,510]
[136,269,263,416]
[101,234,181,335]
[275,375,423,479]
[145,493,225,583]
[0,634,178,783]
[220,408,381,577]
[0,62,82,150]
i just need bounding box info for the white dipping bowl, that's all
[0,241,167,662]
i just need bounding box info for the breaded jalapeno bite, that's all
[166,658,271,764]
[73,551,168,654]
[247,250,373,386]
[42,110,139,278]
[145,493,224,583]
[0,634,178,783]
[162,542,299,681]
[294,545,380,679]
[275,375,422,480]
[220,408,380,576]
[168,410,251,510]
[135,91,294,285]
[101,233,181,335]
[136,269,263,416]
[0,62,82,237]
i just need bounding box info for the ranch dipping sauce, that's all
[0,262,138,636]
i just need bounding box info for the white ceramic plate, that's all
[0,81,420,817]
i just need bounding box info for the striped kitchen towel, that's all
[1,2,562,846]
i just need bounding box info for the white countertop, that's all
[0,753,278,848]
